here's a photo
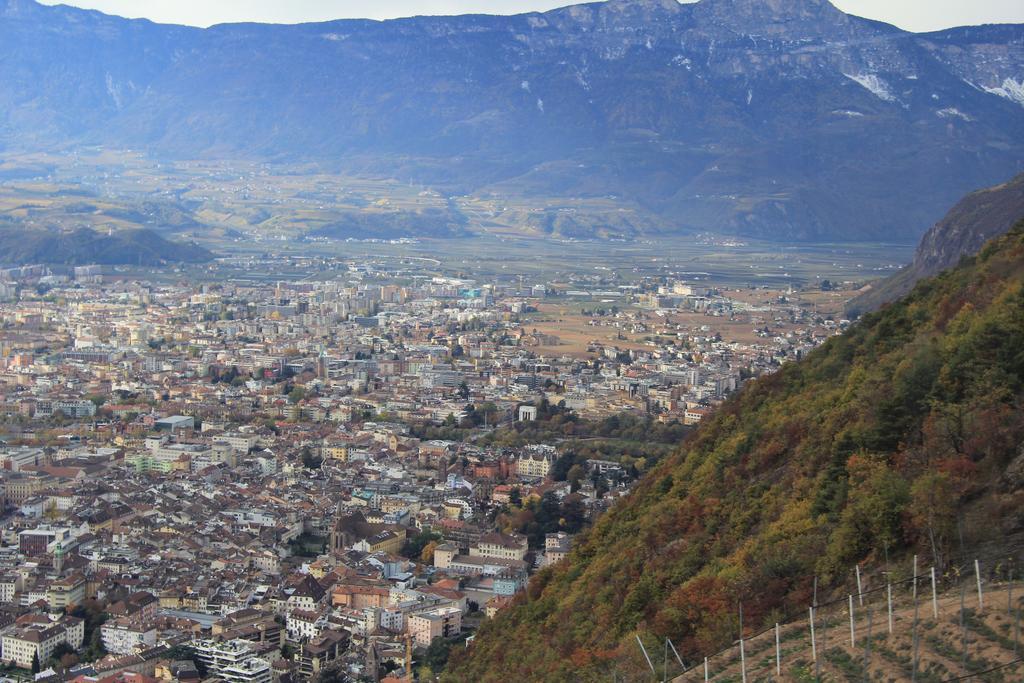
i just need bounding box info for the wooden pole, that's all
[739,602,747,683]
[887,583,894,634]
[667,638,685,673]
[663,637,668,683]
[849,594,856,647]
[960,582,968,673]
[1008,568,1014,617]
[975,559,984,610]
[636,635,656,675]
[809,606,817,667]
[863,602,874,680]
[822,605,829,654]
[931,567,939,619]
[1011,564,1019,657]
[912,575,921,683]
[704,656,709,682]
[775,622,782,677]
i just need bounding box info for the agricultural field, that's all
[0,148,913,296]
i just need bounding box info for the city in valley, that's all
[0,242,898,681]
[0,0,1022,680]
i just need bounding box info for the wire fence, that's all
[619,549,1024,682]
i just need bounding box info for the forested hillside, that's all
[444,223,1024,681]
[0,227,212,266]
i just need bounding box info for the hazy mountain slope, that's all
[1,0,1023,241]
[848,173,1024,315]
[0,227,212,265]
[444,223,1024,681]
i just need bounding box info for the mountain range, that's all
[1,0,1023,241]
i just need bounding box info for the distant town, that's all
[0,254,854,682]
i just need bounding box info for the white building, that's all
[219,657,272,683]
[286,610,325,643]
[101,619,157,655]
[191,639,270,682]
[470,532,528,561]
[1,616,84,669]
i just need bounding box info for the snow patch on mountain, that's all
[984,78,1024,107]
[105,73,123,110]
[672,55,692,70]
[843,73,896,103]
[937,108,973,122]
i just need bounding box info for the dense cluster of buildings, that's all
[0,258,849,681]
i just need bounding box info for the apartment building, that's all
[101,618,157,655]
[407,607,461,647]
[1,615,85,668]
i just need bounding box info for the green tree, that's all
[402,530,442,560]
[567,464,585,492]
[909,471,957,568]
[560,494,587,533]
[824,454,910,573]
[301,448,323,469]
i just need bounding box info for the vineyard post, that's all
[913,555,918,600]
[912,578,921,683]
[662,637,668,683]
[667,638,685,674]
[887,583,893,634]
[1008,568,1013,616]
[856,564,863,606]
[960,582,967,673]
[1016,588,1021,657]
[822,606,829,656]
[738,602,747,683]
[635,635,655,677]
[775,622,781,677]
[975,559,983,610]
[863,602,873,678]
[849,594,856,648]
[931,567,938,619]
[809,606,817,675]
[1010,568,1020,656]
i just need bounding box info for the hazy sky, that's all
[36,0,1024,33]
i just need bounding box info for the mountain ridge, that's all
[0,226,213,266]
[0,0,1023,241]
[847,172,1024,315]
